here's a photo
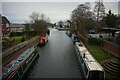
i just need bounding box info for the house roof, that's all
[10,24,25,28]
[101,27,120,31]
[2,16,10,24]
[0,14,2,24]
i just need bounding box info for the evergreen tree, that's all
[94,0,105,22]
[106,10,117,28]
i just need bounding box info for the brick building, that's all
[2,16,10,36]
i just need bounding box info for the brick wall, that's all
[77,32,88,42]
[77,32,120,58]
[103,41,120,57]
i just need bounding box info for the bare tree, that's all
[29,12,50,35]
[94,0,105,22]
[29,11,40,23]
[40,13,50,22]
[70,3,95,34]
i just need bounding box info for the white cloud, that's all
[0,1,2,13]
[2,2,119,23]
[2,2,78,23]
[46,11,70,22]
[2,0,120,2]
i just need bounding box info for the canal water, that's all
[29,28,83,78]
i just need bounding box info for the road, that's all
[29,28,83,78]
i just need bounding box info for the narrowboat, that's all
[2,44,39,80]
[75,42,105,80]
[38,34,48,47]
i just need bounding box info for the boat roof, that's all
[76,42,103,71]
[2,46,36,78]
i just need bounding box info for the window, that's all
[18,67,23,76]
[82,62,88,76]
[88,71,104,80]
[12,72,20,79]
[84,63,88,76]
[22,63,27,71]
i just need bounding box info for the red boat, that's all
[38,34,48,47]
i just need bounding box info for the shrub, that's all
[21,37,25,42]
[99,34,103,38]
[10,32,24,37]
[88,38,104,46]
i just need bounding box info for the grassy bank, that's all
[85,43,115,64]
[11,36,23,45]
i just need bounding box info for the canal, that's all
[29,28,83,78]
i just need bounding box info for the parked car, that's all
[115,31,120,36]
[89,30,96,34]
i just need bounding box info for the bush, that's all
[88,38,104,46]
[10,32,25,37]
[27,31,38,36]
[99,34,103,38]
[21,37,25,42]
[2,41,9,50]
[9,32,14,37]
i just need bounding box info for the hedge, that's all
[88,38,104,46]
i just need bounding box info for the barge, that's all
[2,44,39,79]
[75,42,105,80]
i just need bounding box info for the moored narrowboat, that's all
[2,44,39,80]
[38,34,48,47]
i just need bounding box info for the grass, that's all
[85,43,117,80]
[2,36,39,66]
[2,36,23,51]
[84,43,114,64]
[11,36,23,45]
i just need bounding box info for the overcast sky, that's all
[1,0,120,23]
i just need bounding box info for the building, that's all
[63,21,70,28]
[118,1,120,15]
[2,16,10,36]
[10,24,25,32]
[118,1,120,28]
[57,20,70,28]
[0,14,2,42]
[57,21,64,28]
[0,14,2,36]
